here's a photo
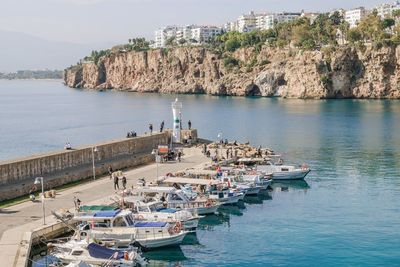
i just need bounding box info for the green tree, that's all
[225,39,241,52]
[347,28,362,43]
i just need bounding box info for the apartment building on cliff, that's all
[375,1,400,18]
[345,7,367,28]
[153,25,222,47]
[225,11,301,32]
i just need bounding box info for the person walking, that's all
[122,176,127,190]
[177,151,182,162]
[114,175,120,190]
[149,124,153,134]
[160,121,164,133]
[108,165,113,179]
[188,120,192,130]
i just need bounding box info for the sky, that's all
[0,0,388,44]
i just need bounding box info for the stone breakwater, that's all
[0,130,197,202]
[64,45,400,99]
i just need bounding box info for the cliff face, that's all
[64,45,400,99]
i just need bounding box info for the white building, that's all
[191,26,223,43]
[375,1,400,18]
[153,25,223,47]
[345,7,367,28]
[256,12,301,30]
[154,26,179,48]
[237,11,260,32]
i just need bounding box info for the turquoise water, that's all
[2,80,400,266]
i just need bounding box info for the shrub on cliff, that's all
[223,56,240,70]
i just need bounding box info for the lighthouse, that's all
[171,98,182,143]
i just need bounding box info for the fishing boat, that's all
[257,163,311,180]
[49,239,146,266]
[133,186,220,215]
[73,209,187,249]
[127,198,201,231]
[162,176,243,205]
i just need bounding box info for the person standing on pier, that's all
[160,121,164,132]
[114,174,120,190]
[122,176,127,190]
[108,165,113,180]
[177,150,182,162]
[188,120,192,130]
[149,124,153,134]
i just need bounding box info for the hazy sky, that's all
[1,0,387,44]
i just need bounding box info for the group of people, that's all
[64,142,72,150]
[108,165,127,190]
[147,120,192,134]
[126,131,137,138]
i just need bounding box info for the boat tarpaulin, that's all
[164,177,220,185]
[134,221,167,227]
[93,209,121,218]
[156,208,177,213]
[79,205,116,212]
[87,243,124,260]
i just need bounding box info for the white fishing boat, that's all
[128,198,201,231]
[73,209,187,249]
[257,163,311,180]
[49,239,146,266]
[219,175,261,195]
[241,174,272,190]
[134,186,220,215]
[161,176,243,205]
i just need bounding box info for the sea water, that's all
[1,80,399,266]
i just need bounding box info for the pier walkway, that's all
[0,146,209,267]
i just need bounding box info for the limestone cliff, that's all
[64,45,400,99]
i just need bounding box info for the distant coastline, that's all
[0,70,63,80]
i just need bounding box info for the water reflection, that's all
[271,180,310,192]
[198,213,230,230]
[144,246,187,262]
[243,191,272,204]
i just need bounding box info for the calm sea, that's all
[2,80,399,266]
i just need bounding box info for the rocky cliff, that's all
[64,45,400,99]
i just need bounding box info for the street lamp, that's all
[217,132,223,160]
[92,147,98,180]
[151,149,161,179]
[34,177,45,225]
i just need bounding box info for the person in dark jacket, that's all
[122,176,127,190]
[108,165,113,179]
[114,175,119,190]
[188,120,192,130]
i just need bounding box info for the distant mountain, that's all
[0,31,111,73]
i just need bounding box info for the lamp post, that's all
[34,177,45,225]
[92,146,98,180]
[152,149,160,179]
[217,132,223,160]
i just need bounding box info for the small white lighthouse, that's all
[171,98,182,143]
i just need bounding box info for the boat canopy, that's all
[134,221,167,227]
[93,210,121,218]
[134,186,177,194]
[155,208,177,213]
[238,158,269,163]
[184,169,218,176]
[87,243,125,260]
[79,205,116,212]
[164,177,220,186]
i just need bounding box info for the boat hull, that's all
[272,169,310,180]
[137,231,187,249]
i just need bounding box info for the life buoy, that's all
[136,215,144,220]
[174,222,181,233]
[205,200,212,208]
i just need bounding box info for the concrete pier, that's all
[0,144,209,267]
[0,129,197,202]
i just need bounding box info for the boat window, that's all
[125,215,134,226]
[138,206,148,212]
[282,168,289,171]
[71,250,83,256]
[113,217,127,227]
